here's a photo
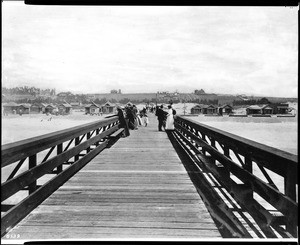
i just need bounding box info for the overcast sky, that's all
[2,4,298,97]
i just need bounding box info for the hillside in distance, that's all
[88,92,298,104]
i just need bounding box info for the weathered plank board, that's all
[3,114,221,240]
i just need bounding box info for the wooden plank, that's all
[109,128,124,138]
[8,226,221,239]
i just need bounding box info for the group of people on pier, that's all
[155,104,176,131]
[118,103,176,132]
[122,104,149,130]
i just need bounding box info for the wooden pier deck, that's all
[6,114,221,240]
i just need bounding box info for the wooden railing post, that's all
[74,137,80,161]
[223,146,228,156]
[244,156,253,173]
[87,132,91,153]
[201,133,206,156]
[28,154,37,194]
[57,143,63,173]
[210,138,216,164]
[244,155,253,199]
[285,167,297,237]
[96,128,100,146]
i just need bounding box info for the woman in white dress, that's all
[165,105,174,131]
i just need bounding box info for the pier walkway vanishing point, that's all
[2,114,221,240]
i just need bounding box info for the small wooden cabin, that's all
[18,104,31,114]
[2,102,19,114]
[276,104,289,114]
[191,105,202,114]
[246,104,273,115]
[45,104,57,114]
[246,105,262,115]
[261,105,273,115]
[31,103,46,114]
[102,101,116,114]
[58,103,72,115]
[85,101,101,115]
[202,105,218,114]
[218,104,233,115]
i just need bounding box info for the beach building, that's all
[2,102,19,114]
[191,105,202,114]
[102,101,116,114]
[246,104,273,115]
[18,103,31,114]
[202,105,218,114]
[45,104,57,114]
[31,103,46,114]
[58,102,72,115]
[276,104,289,114]
[261,105,273,115]
[246,105,262,115]
[85,101,101,115]
[218,104,234,115]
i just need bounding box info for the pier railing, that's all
[1,114,127,236]
[172,115,298,238]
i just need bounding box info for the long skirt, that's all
[165,115,174,130]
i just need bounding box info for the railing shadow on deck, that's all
[1,112,129,237]
[169,115,298,238]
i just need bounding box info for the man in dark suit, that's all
[155,105,167,131]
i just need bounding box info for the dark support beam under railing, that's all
[6,158,26,181]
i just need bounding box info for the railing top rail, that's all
[176,115,297,165]
[1,116,118,167]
